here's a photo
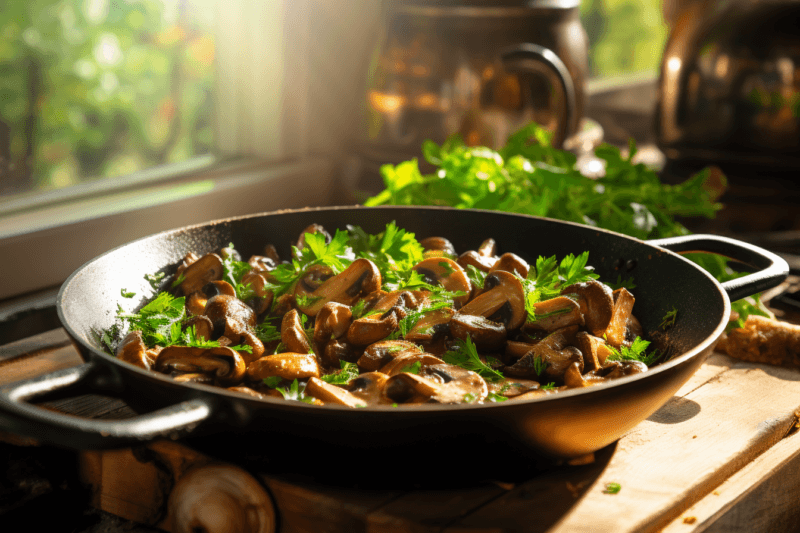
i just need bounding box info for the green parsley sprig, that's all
[442,336,504,382]
[606,337,662,366]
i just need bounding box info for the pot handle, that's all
[500,43,576,146]
[648,234,789,301]
[0,360,213,449]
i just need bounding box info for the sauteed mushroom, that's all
[108,221,663,408]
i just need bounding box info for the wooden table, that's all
[3,329,800,533]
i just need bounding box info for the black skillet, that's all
[0,207,789,477]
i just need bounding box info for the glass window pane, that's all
[0,0,215,197]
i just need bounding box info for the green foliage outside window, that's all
[0,0,214,197]
[581,0,669,79]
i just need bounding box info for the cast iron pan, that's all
[0,207,789,480]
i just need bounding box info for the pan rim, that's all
[56,205,731,413]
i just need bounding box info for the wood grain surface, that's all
[3,329,800,533]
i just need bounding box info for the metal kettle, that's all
[358,0,589,159]
[657,0,800,170]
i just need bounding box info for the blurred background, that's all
[0,0,667,198]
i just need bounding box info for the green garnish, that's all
[521,252,599,322]
[606,337,662,366]
[541,382,557,391]
[465,265,487,290]
[348,221,425,289]
[438,261,455,277]
[275,379,316,404]
[603,482,621,494]
[144,271,166,290]
[221,243,255,301]
[442,336,504,382]
[660,307,678,330]
[253,319,281,344]
[181,325,219,349]
[263,376,282,389]
[609,274,636,291]
[486,392,509,403]
[296,294,324,309]
[171,272,187,289]
[364,122,766,326]
[116,291,185,347]
[401,361,422,374]
[320,361,360,385]
[391,300,452,339]
[463,392,478,404]
[121,289,136,298]
[533,355,548,376]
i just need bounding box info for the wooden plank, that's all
[448,361,800,533]
[661,425,800,533]
[0,328,71,364]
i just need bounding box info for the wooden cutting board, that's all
[3,329,800,533]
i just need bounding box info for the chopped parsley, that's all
[606,337,662,366]
[463,392,478,404]
[263,376,282,388]
[603,482,621,494]
[609,274,636,291]
[400,361,422,374]
[486,392,509,403]
[520,252,599,323]
[442,336,504,382]
[144,271,166,290]
[120,289,135,298]
[275,379,316,404]
[116,291,186,347]
[253,319,281,344]
[171,272,187,289]
[465,265,487,290]
[320,361,360,385]
[660,307,678,330]
[541,382,557,391]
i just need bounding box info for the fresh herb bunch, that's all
[521,252,599,323]
[364,122,768,327]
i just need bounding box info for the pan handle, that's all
[0,361,213,449]
[648,234,789,301]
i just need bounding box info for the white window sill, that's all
[0,157,338,300]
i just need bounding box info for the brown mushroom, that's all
[295,258,381,317]
[237,330,265,365]
[314,302,353,343]
[506,325,581,380]
[379,352,445,376]
[604,288,635,348]
[489,253,530,278]
[420,236,457,256]
[563,361,607,389]
[561,280,614,337]
[449,313,507,350]
[525,296,585,332]
[185,280,237,317]
[240,271,274,315]
[175,252,199,278]
[305,377,366,407]
[348,372,391,405]
[404,307,454,343]
[574,331,614,371]
[183,315,214,341]
[246,353,320,381]
[173,373,215,385]
[322,340,362,368]
[204,294,256,339]
[385,363,488,404]
[227,386,274,400]
[347,308,399,346]
[292,264,334,302]
[155,345,246,386]
[357,340,420,371]
[602,360,648,379]
[281,309,312,354]
[413,257,471,307]
[478,238,497,258]
[487,379,541,398]
[458,270,526,330]
[179,253,224,296]
[115,330,150,370]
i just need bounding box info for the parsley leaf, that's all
[121,288,135,298]
[608,274,637,291]
[144,272,166,290]
[465,265,487,290]
[171,272,187,289]
[660,307,678,330]
[401,361,422,374]
[463,392,478,404]
[275,379,316,404]
[320,361,360,385]
[221,243,254,300]
[117,291,185,347]
[606,337,662,366]
[253,319,281,344]
[520,252,600,323]
[442,336,504,382]
[263,376,282,388]
[348,222,425,290]
[541,382,557,391]
[603,482,621,494]
[486,392,509,402]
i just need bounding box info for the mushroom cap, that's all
[179,253,223,295]
[296,258,381,317]
[457,250,496,273]
[115,330,150,370]
[322,339,362,368]
[347,309,399,346]
[404,307,454,343]
[525,296,585,332]
[246,353,321,381]
[154,345,246,386]
[305,377,366,407]
[412,257,471,307]
[204,294,257,339]
[313,302,353,343]
[604,288,635,348]
[459,270,526,330]
[420,363,488,404]
[379,352,445,376]
[348,371,391,405]
[489,253,530,278]
[281,309,312,354]
[449,313,507,351]
[561,280,614,337]
[357,340,420,371]
[419,236,456,257]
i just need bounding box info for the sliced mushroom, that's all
[561,280,614,337]
[293,264,335,302]
[322,339,362,368]
[155,345,246,386]
[525,296,585,332]
[173,373,215,385]
[227,386,274,400]
[348,372,391,405]
[421,363,489,404]
[115,330,150,370]
[419,237,456,257]
[347,308,399,346]
[604,288,635,348]
[305,377,366,407]
[384,373,440,404]
[504,340,537,365]
[506,325,581,380]
[183,315,214,341]
[458,271,526,330]
[270,293,294,318]
[457,250,497,273]
[357,340,420,371]
[371,290,420,312]
[240,271,274,315]
[313,302,353,343]
[413,257,471,307]
[478,238,497,258]
[449,313,507,350]
[204,294,257,339]
[238,330,265,365]
[281,309,312,354]
[296,258,381,317]
[175,252,199,278]
[489,253,529,278]
[563,361,607,389]
[185,280,237,317]
[487,379,541,398]
[379,352,445,376]
[247,255,277,273]
[404,307,454,343]
[246,353,320,381]
[625,314,644,346]
[602,360,648,379]
[179,253,224,296]
[574,331,614,371]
